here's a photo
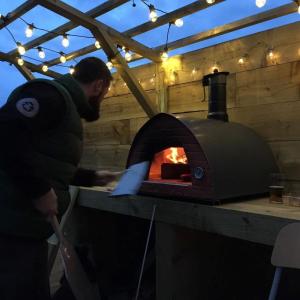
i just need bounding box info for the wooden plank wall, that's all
[80,21,300,186]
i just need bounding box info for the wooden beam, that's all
[0,52,61,79]
[37,0,160,62]
[37,0,159,117]
[124,0,225,38]
[0,0,37,30]
[31,0,225,66]
[154,3,300,52]
[8,0,130,56]
[14,63,35,81]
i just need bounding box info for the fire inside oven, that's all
[148,147,192,184]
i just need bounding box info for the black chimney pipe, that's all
[202,71,230,122]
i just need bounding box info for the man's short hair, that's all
[73,57,113,86]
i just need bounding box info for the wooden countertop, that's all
[78,187,300,246]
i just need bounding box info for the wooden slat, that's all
[8,0,130,56]
[0,0,37,30]
[155,3,299,52]
[38,0,159,117]
[37,0,160,63]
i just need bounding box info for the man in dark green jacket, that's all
[0,57,117,299]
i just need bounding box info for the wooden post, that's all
[155,64,168,113]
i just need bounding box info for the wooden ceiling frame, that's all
[35,0,225,68]
[7,0,130,57]
[37,0,159,117]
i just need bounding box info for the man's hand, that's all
[33,188,58,217]
[93,170,123,186]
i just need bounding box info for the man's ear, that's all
[93,79,103,94]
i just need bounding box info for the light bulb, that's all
[17,57,24,66]
[17,42,26,55]
[69,66,75,75]
[206,0,215,4]
[106,61,113,70]
[256,0,266,8]
[62,34,69,47]
[192,67,197,75]
[60,53,66,63]
[42,64,48,72]
[161,50,169,62]
[38,47,45,59]
[298,5,300,14]
[125,51,132,62]
[149,5,158,22]
[268,49,274,59]
[95,40,101,49]
[174,18,183,27]
[122,46,126,53]
[238,57,245,65]
[25,24,34,38]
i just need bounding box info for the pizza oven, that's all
[126,71,279,204]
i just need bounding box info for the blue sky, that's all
[0,0,299,106]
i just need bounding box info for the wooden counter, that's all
[78,187,300,246]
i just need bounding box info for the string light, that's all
[206,0,215,4]
[62,34,69,47]
[95,40,101,49]
[256,0,266,8]
[25,23,34,38]
[149,5,158,22]
[69,65,75,74]
[42,64,48,72]
[106,60,113,70]
[59,52,67,63]
[174,18,183,27]
[17,57,24,66]
[238,54,249,66]
[37,47,45,59]
[161,47,169,62]
[125,49,132,61]
[267,48,274,59]
[16,42,26,55]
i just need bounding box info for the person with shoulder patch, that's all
[0,57,119,300]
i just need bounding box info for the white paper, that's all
[110,161,149,196]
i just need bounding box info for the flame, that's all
[166,147,187,164]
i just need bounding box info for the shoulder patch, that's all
[16,97,39,118]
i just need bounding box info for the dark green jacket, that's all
[0,74,91,239]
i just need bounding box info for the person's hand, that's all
[33,188,58,218]
[93,170,123,186]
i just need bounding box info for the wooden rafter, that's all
[126,2,300,63]
[0,52,60,79]
[125,0,225,38]
[32,0,226,67]
[155,2,300,52]
[7,0,130,57]
[0,0,37,30]
[37,0,158,117]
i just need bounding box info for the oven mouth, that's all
[146,146,192,186]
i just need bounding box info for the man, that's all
[0,57,118,299]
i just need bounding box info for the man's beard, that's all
[84,96,101,122]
